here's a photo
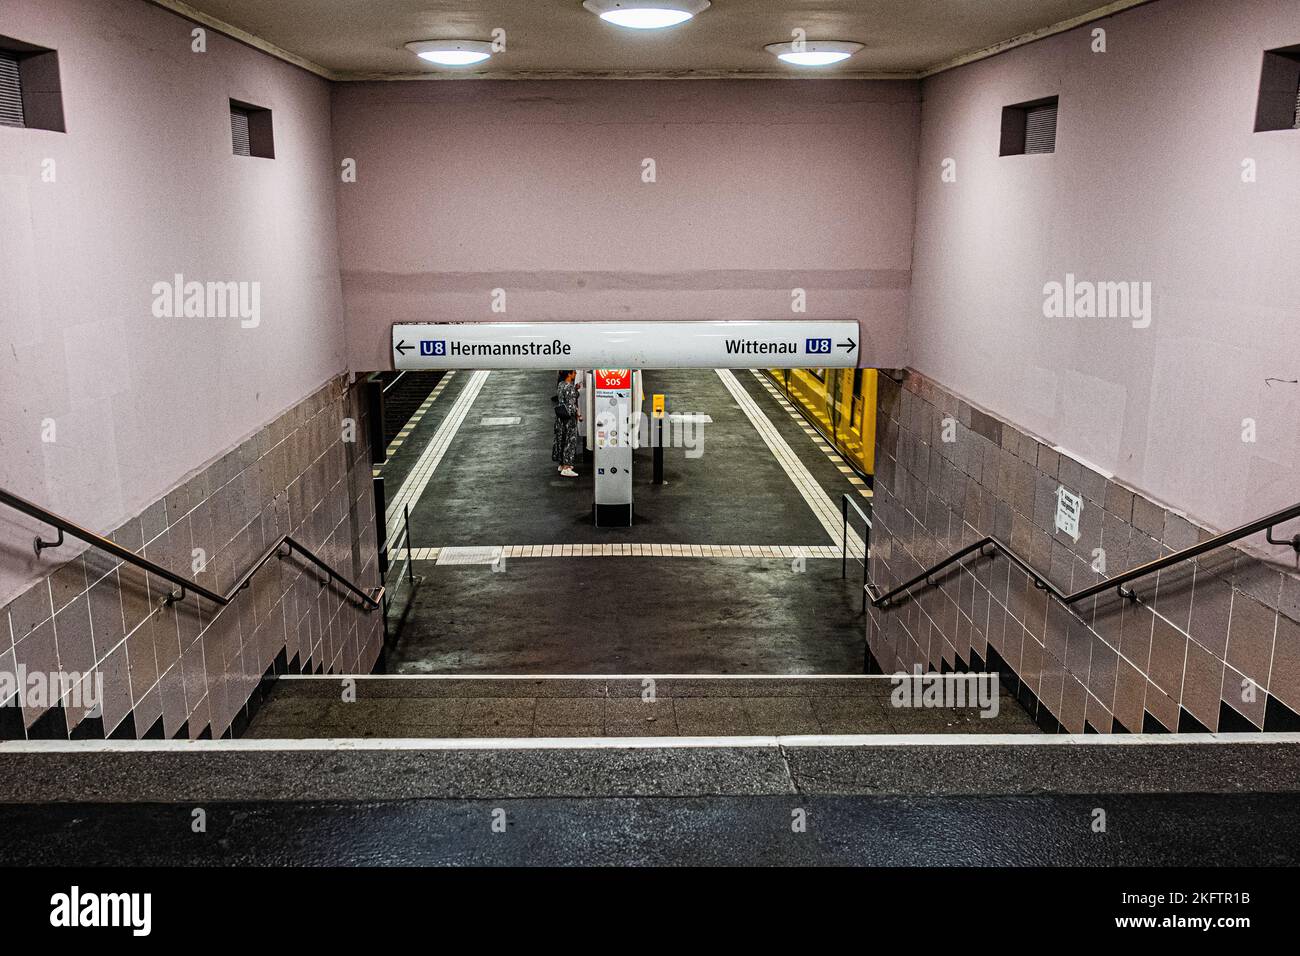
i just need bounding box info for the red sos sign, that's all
[595,369,631,389]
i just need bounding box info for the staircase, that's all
[243,675,1041,738]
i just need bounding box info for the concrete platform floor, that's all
[245,676,1039,738]
[2,792,1297,865]
[381,367,879,675]
[390,556,868,673]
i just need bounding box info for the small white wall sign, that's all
[1055,485,1083,542]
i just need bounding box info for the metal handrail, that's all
[866,500,1300,611]
[840,493,872,613]
[0,486,383,612]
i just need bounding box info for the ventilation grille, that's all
[1024,101,1058,154]
[0,52,24,129]
[230,105,251,156]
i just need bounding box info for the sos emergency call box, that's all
[591,368,640,527]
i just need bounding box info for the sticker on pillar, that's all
[1055,486,1082,542]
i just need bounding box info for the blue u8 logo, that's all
[806,338,832,355]
[420,340,447,356]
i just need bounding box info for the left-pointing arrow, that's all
[395,340,412,355]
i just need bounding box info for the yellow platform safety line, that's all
[373,371,459,477]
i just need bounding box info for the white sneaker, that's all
[560,467,578,478]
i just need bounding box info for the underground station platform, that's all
[3,0,1298,905]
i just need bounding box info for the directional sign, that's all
[391,321,861,370]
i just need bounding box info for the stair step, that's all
[245,675,1039,739]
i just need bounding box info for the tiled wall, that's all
[0,376,384,740]
[867,370,1300,733]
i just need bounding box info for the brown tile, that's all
[13,620,57,727]
[96,639,134,736]
[1225,593,1277,690]
[85,570,125,659]
[132,685,163,737]
[1103,481,1134,521]
[1220,664,1265,729]
[125,623,159,702]
[1086,636,1118,710]
[1036,652,1065,717]
[1058,677,1087,733]
[1132,496,1165,539]
[1018,635,1043,697]
[1119,600,1154,672]
[48,558,88,613]
[157,664,188,737]
[1180,639,1223,731]
[7,580,53,641]
[1112,657,1147,732]
[149,606,183,675]
[1063,618,1092,685]
[1084,692,1112,733]
[1189,568,1233,658]
[1234,560,1282,611]
[1267,614,1300,713]
[1280,574,1299,626]
[1162,512,1201,552]
[53,593,94,676]
[1144,682,1179,732]
[117,565,153,636]
[110,517,144,554]
[180,639,208,724]
[1147,616,1187,701]
[1152,561,1194,635]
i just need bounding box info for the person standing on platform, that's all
[552,370,581,478]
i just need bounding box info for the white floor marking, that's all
[278,673,898,679]
[408,543,845,564]
[4,732,1293,753]
[374,371,457,475]
[717,369,865,557]
[385,370,490,535]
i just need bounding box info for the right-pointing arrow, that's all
[838,337,857,352]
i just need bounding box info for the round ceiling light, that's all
[582,0,711,30]
[764,40,864,67]
[404,39,494,67]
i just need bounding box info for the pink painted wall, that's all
[0,0,347,606]
[910,0,1300,537]
[332,79,920,371]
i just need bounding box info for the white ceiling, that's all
[158,0,1154,80]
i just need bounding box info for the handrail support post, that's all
[33,527,64,556]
